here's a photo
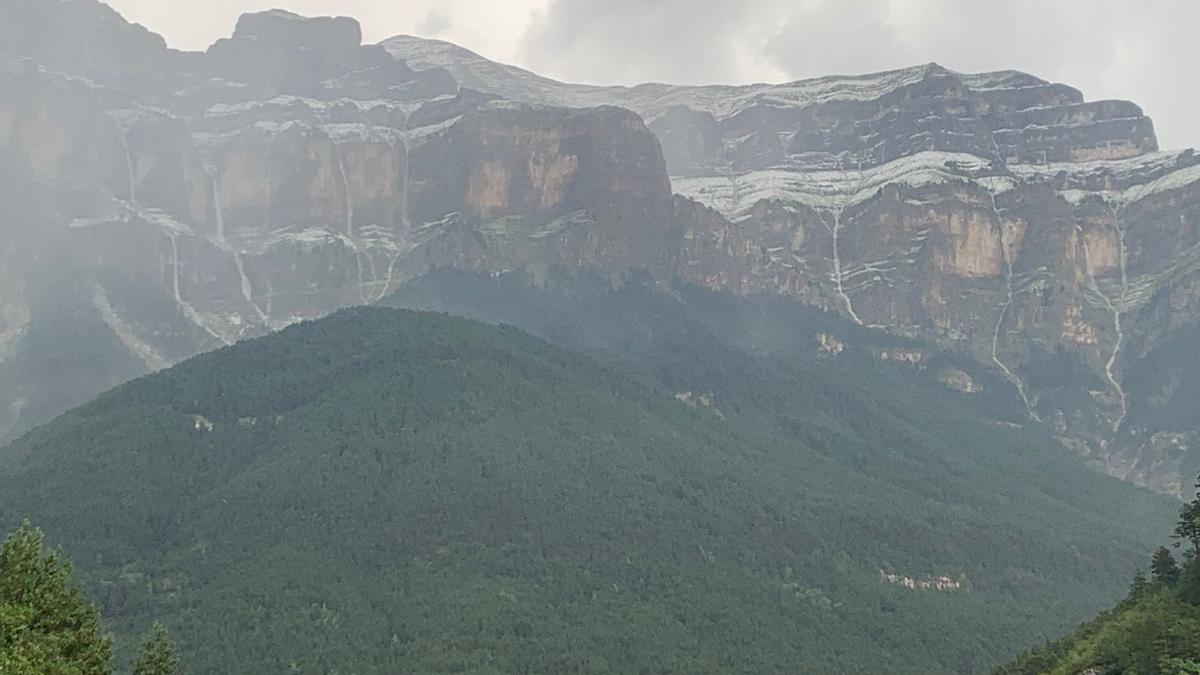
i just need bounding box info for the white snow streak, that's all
[987,193,1038,420]
[1078,205,1130,432]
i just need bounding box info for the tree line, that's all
[0,521,179,674]
[1000,475,1200,674]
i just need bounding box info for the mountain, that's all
[383,36,1158,173]
[2,0,1200,497]
[0,290,1177,673]
[0,2,673,444]
[385,34,1200,495]
[1000,582,1200,674]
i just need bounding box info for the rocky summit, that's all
[2,0,1199,495]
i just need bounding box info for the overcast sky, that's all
[106,0,1199,150]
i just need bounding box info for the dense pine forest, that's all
[1000,481,1200,674]
[0,274,1179,673]
[1,0,1196,670]
[0,521,179,673]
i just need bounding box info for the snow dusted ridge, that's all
[382,36,1067,124]
[674,149,1200,221]
[1010,149,1200,192]
[382,34,1157,175]
[673,152,996,218]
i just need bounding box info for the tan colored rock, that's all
[467,161,512,219]
[816,333,845,356]
[1082,226,1120,274]
[939,368,983,394]
[1000,216,1027,263]
[528,144,578,210]
[877,347,927,368]
[675,391,724,417]
[1070,141,1143,162]
[934,210,1001,278]
[1061,303,1098,345]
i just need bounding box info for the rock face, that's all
[667,148,1200,494]
[3,3,1200,496]
[0,0,172,88]
[387,34,1200,495]
[0,4,674,443]
[384,36,1158,174]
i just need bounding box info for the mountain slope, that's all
[3,3,1196,496]
[384,33,1200,495]
[0,295,1176,672]
[0,2,676,445]
[1000,586,1200,674]
[999,489,1200,675]
[385,268,1176,533]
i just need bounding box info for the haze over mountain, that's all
[2,2,1200,671]
[0,280,1178,672]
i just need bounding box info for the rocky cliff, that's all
[387,34,1200,495]
[0,3,674,443]
[3,2,1200,496]
[384,36,1158,174]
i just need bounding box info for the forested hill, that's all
[999,484,1200,674]
[0,304,1177,673]
[1000,580,1200,675]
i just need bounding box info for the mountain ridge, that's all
[383,32,1156,174]
[0,286,1178,672]
[2,1,1199,497]
[382,34,1082,116]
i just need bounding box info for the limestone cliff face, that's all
[0,0,172,89]
[0,4,676,443]
[385,37,1158,175]
[380,39,1199,496]
[670,150,1200,493]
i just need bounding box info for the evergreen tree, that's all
[1128,569,1151,598]
[1179,556,1200,606]
[1177,477,1200,555]
[0,521,112,674]
[132,623,179,675]
[1151,546,1181,585]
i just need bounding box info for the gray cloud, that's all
[764,0,912,77]
[417,10,451,37]
[517,0,783,85]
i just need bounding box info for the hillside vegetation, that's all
[0,290,1177,673]
[1000,480,1200,674]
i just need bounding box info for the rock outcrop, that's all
[384,36,1158,174]
[387,34,1200,495]
[0,4,675,443]
[3,4,1200,496]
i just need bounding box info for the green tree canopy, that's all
[1179,478,1200,555]
[132,623,179,675]
[0,521,112,674]
[1152,546,1181,586]
[1001,473,1200,674]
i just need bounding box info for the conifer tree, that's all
[1151,546,1181,585]
[0,521,112,674]
[1176,477,1200,555]
[1128,569,1151,598]
[132,622,179,675]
